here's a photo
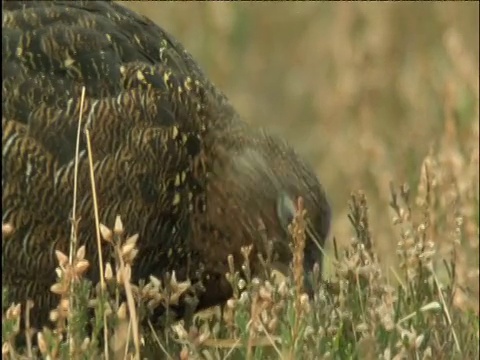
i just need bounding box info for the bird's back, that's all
[2,0,240,329]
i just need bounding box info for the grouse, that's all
[2,0,331,333]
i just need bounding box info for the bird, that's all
[2,0,331,336]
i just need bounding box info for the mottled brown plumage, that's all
[2,0,331,332]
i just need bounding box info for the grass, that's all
[2,146,480,359]
[2,132,478,358]
[2,2,479,360]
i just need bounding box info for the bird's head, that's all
[197,126,331,295]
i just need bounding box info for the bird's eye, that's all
[276,192,296,230]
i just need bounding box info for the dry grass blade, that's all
[24,300,34,359]
[84,129,109,360]
[147,320,174,360]
[431,270,462,354]
[67,85,86,356]
[203,336,281,349]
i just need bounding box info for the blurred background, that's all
[122,2,478,279]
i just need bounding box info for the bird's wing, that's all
[2,1,234,283]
